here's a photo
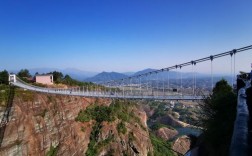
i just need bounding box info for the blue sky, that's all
[0,0,252,74]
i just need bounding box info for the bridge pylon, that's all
[8,74,16,84]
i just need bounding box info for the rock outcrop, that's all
[158,114,189,128]
[0,89,152,156]
[172,135,191,155]
[155,127,178,141]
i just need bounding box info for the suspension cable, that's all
[230,52,233,87]
[156,72,158,97]
[151,74,153,96]
[140,76,142,96]
[146,75,148,96]
[103,45,252,88]
[194,62,197,96]
[210,55,214,90]
[122,79,125,97]
[176,65,178,94]
[180,66,182,96]
[130,78,132,95]
[191,61,194,96]
[167,69,170,96]
[162,70,165,96]
[233,49,237,85]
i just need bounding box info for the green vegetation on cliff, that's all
[76,105,115,123]
[0,70,10,106]
[0,85,10,107]
[15,89,35,102]
[46,145,58,156]
[117,121,127,134]
[150,123,175,131]
[76,100,146,155]
[150,133,176,156]
[75,100,141,125]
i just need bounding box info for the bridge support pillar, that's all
[9,74,16,84]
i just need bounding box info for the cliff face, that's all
[0,89,152,156]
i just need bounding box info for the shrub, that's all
[149,133,175,156]
[151,123,175,131]
[46,145,58,156]
[117,122,127,134]
[198,79,237,155]
[75,105,115,123]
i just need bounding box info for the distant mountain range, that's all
[83,68,217,83]
[9,67,229,83]
[84,69,159,83]
[133,68,156,76]
[85,72,128,82]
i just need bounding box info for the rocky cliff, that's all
[0,89,153,156]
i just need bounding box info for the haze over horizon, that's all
[1,0,252,74]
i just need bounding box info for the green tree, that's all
[17,69,31,78]
[48,71,63,83]
[62,74,73,85]
[0,70,9,85]
[198,79,237,156]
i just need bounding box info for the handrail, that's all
[229,79,250,156]
[11,76,204,100]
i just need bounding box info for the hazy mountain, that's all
[62,68,97,80]
[133,68,218,79]
[9,67,229,83]
[133,68,157,76]
[123,72,135,76]
[83,68,215,83]
[133,68,180,79]
[85,72,128,82]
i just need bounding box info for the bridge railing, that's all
[11,75,204,100]
[229,77,250,156]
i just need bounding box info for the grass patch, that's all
[150,133,176,156]
[117,122,127,134]
[85,123,102,156]
[76,105,115,123]
[0,85,10,107]
[46,145,58,156]
[77,100,148,155]
[81,126,86,132]
[96,134,114,150]
[150,123,175,131]
[47,95,53,103]
[128,131,136,142]
[39,109,48,118]
[15,89,35,102]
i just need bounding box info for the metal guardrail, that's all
[229,79,251,156]
[11,77,204,100]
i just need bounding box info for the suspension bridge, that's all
[8,45,252,100]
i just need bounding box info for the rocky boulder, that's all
[172,135,191,155]
[155,127,178,141]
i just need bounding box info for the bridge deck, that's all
[11,81,204,100]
